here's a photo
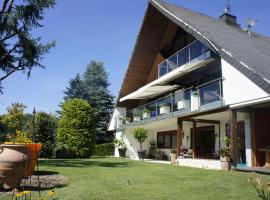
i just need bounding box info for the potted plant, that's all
[133,128,149,160]
[155,149,165,160]
[148,140,156,159]
[126,117,131,124]
[114,136,127,158]
[133,109,141,122]
[159,102,171,114]
[5,130,42,177]
[170,149,177,164]
[219,136,232,171]
[143,108,151,119]
[0,104,42,189]
[177,99,188,110]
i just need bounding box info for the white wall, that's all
[221,59,268,105]
[108,107,126,131]
[116,111,252,166]
[122,129,156,160]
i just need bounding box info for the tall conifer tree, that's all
[0,0,56,92]
[83,61,114,144]
[63,74,85,100]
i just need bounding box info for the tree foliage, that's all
[83,61,114,144]
[0,0,56,91]
[57,98,96,158]
[63,73,85,100]
[34,112,58,158]
[133,128,149,150]
[1,102,26,131]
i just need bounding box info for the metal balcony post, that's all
[155,101,158,118]
[176,51,179,67]
[189,88,192,111]
[166,60,169,74]
[170,93,173,115]
[188,45,191,61]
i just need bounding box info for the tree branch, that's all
[6,0,14,14]
[1,0,10,14]
[0,26,25,43]
[0,58,24,81]
[0,44,18,62]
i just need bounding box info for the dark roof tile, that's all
[150,0,270,93]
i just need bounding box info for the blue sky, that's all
[0,0,269,114]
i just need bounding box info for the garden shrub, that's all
[57,99,96,158]
[55,142,74,158]
[94,143,115,156]
[34,112,58,158]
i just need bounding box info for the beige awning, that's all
[119,56,214,102]
[119,85,179,101]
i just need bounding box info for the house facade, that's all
[108,0,270,170]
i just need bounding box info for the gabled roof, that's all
[150,0,270,92]
[116,0,270,106]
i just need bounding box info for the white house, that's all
[109,0,270,170]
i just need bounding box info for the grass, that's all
[1,157,269,200]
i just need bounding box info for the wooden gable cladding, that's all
[159,21,178,55]
[117,4,169,107]
[146,21,178,84]
[146,53,164,83]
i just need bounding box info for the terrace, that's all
[116,78,224,129]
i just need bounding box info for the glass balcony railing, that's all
[158,40,211,77]
[198,79,222,109]
[117,78,224,128]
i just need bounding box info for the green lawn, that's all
[1,157,269,200]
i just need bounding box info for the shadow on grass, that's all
[39,158,138,168]
[33,170,59,175]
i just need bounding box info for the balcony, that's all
[117,78,224,129]
[158,40,211,77]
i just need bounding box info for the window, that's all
[199,80,221,106]
[157,131,177,149]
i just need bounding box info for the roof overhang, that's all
[230,96,270,109]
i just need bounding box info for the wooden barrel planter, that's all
[0,144,31,189]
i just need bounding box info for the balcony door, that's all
[191,125,215,159]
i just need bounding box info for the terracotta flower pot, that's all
[170,153,177,164]
[0,144,31,189]
[26,143,42,176]
[220,156,231,171]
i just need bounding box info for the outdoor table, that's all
[258,148,270,167]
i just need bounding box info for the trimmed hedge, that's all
[95,143,115,156]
